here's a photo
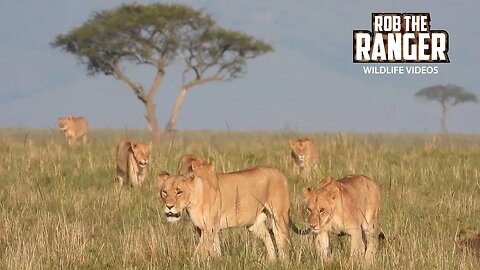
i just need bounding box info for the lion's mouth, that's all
[310,225,320,233]
[138,161,148,168]
[166,212,181,218]
[165,212,181,222]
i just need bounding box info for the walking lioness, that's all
[116,139,151,187]
[158,162,309,262]
[289,138,319,171]
[58,116,88,146]
[303,175,380,261]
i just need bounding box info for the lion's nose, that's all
[310,224,317,229]
[166,205,174,210]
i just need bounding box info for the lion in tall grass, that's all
[303,175,380,261]
[177,154,209,175]
[289,138,319,171]
[58,116,88,146]
[116,139,151,187]
[158,161,309,262]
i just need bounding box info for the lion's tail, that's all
[288,214,311,235]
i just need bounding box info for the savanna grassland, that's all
[0,129,479,269]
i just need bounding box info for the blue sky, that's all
[0,0,479,133]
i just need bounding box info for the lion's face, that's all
[178,155,210,175]
[303,177,339,233]
[131,142,151,168]
[289,139,313,165]
[157,162,216,223]
[158,173,192,223]
[58,117,72,132]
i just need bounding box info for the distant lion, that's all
[177,154,210,175]
[289,138,319,171]
[58,116,88,146]
[303,175,381,261]
[158,162,309,262]
[116,139,152,187]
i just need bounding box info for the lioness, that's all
[289,138,319,171]
[116,139,152,187]
[177,154,209,175]
[303,175,380,261]
[58,116,88,146]
[158,163,308,262]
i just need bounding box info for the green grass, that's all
[0,129,479,269]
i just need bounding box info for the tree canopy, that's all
[52,3,273,138]
[415,84,478,109]
[415,84,477,133]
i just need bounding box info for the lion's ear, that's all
[288,139,295,148]
[184,172,199,189]
[303,187,313,199]
[129,141,137,151]
[190,163,196,172]
[328,185,340,201]
[320,176,335,186]
[157,171,170,187]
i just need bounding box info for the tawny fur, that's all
[304,175,381,262]
[58,116,88,146]
[177,154,210,175]
[158,162,298,262]
[116,139,151,187]
[289,138,319,171]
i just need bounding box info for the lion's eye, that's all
[161,190,167,197]
[319,207,325,214]
[306,208,312,213]
[176,190,183,196]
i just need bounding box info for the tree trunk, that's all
[164,75,223,133]
[145,70,165,142]
[112,64,165,142]
[165,86,188,133]
[145,99,162,141]
[440,108,448,134]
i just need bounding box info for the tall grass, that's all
[0,129,478,269]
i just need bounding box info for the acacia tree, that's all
[52,3,272,141]
[415,84,478,133]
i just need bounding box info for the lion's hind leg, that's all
[362,209,379,262]
[247,211,276,262]
[270,208,289,261]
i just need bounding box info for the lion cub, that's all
[289,138,319,171]
[303,175,380,261]
[116,139,152,187]
[177,154,210,175]
[58,116,88,146]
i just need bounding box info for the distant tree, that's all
[52,3,272,141]
[415,84,477,133]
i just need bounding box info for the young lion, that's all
[289,138,319,171]
[116,139,152,187]
[158,163,309,262]
[177,154,210,175]
[303,175,380,261]
[58,116,88,146]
